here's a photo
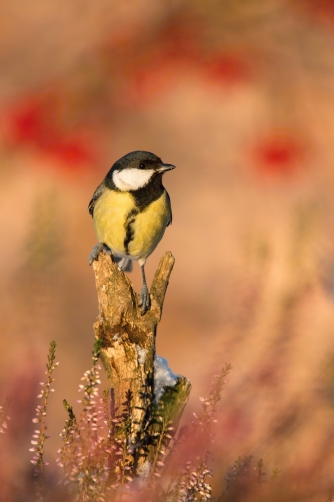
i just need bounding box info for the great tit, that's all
[88,150,175,314]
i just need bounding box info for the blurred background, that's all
[1,0,334,499]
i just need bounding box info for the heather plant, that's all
[57,343,110,501]
[64,358,231,501]
[0,398,10,434]
[29,340,59,501]
[21,341,235,501]
[216,456,281,502]
[30,340,58,472]
[3,338,333,501]
[153,364,233,502]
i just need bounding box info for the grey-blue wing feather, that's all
[88,182,105,217]
[165,190,172,226]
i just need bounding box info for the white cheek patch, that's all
[113,168,155,191]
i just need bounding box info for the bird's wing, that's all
[88,182,105,217]
[165,190,172,226]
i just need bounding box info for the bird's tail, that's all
[113,256,133,272]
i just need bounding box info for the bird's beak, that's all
[158,163,176,173]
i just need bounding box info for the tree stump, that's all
[92,251,191,475]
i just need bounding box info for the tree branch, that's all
[92,251,191,474]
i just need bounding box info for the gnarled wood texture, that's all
[92,251,191,472]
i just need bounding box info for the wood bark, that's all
[92,251,191,473]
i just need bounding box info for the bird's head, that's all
[107,151,175,191]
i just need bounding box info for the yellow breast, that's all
[128,193,170,259]
[93,190,133,256]
[93,189,171,260]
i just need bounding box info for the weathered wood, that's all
[92,251,191,473]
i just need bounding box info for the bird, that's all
[88,150,175,315]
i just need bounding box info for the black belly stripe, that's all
[124,208,139,254]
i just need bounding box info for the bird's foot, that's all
[138,285,151,315]
[89,242,108,265]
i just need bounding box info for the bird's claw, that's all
[89,243,113,265]
[138,285,151,315]
[89,243,105,265]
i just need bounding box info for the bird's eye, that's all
[139,162,146,169]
